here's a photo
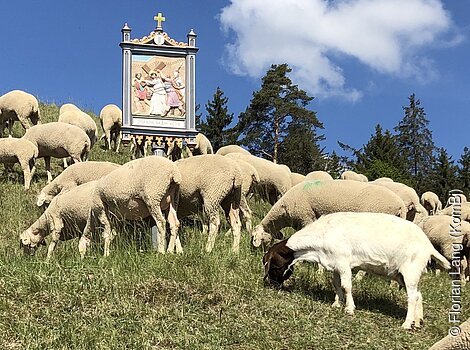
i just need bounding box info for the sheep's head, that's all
[252,225,272,248]
[19,228,46,256]
[263,240,294,287]
[36,191,52,207]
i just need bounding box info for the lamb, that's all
[252,179,407,247]
[59,103,80,115]
[80,156,181,257]
[215,144,251,156]
[222,152,291,205]
[290,172,305,186]
[99,104,122,152]
[0,90,41,136]
[340,170,367,182]
[192,133,213,155]
[421,191,442,215]
[417,215,470,282]
[22,122,91,183]
[429,317,470,349]
[176,154,243,253]
[0,138,38,190]
[58,109,98,147]
[263,212,450,329]
[305,170,333,181]
[36,161,121,206]
[20,181,97,260]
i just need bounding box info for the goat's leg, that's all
[401,270,420,329]
[414,291,423,328]
[338,267,355,315]
[331,271,344,308]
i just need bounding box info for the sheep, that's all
[0,90,41,136]
[340,170,367,182]
[417,215,470,283]
[176,154,243,253]
[224,154,260,231]
[58,109,98,147]
[438,202,470,223]
[80,156,181,257]
[290,172,305,186]
[375,177,394,182]
[99,104,122,152]
[215,144,251,156]
[421,191,442,215]
[252,179,407,247]
[22,122,91,183]
[305,170,333,181]
[36,161,121,206]
[429,317,470,349]
[20,181,97,259]
[446,193,467,208]
[192,133,213,155]
[59,103,80,115]
[222,152,291,205]
[263,212,450,329]
[0,138,38,190]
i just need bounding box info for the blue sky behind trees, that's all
[1,0,469,158]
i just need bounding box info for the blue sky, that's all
[1,0,469,160]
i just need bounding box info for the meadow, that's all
[0,104,468,349]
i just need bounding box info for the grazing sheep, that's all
[22,122,91,183]
[0,90,41,136]
[20,181,97,259]
[58,109,98,147]
[0,138,38,189]
[305,170,333,181]
[99,104,122,152]
[375,177,394,182]
[59,103,80,115]
[290,172,305,186]
[252,180,407,247]
[429,317,470,349]
[176,154,243,253]
[80,156,181,257]
[192,133,213,155]
[216,144,251,156]
[222,153,291,205]
[263,212,450,329]
[36,161,121,206]
[438,203,470,223]
[340,170,367,182]
[421,191,442,215]
[417,215,470,282]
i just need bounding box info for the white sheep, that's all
[222,153,291,205]
[176,154,243,253]
[0,138,38,190]
[215,144,251,156]
[99,104,122,152]
[290,172,305,186]
[340,170,367,182]
[417,215,470,283]
[22,122,91,183]
[252,179,407,247]
[192,133,213,155]
[375,177,394,182]
[263,212,450,329]
[59,103,80,115]
[0,90,41,136]
[305,170,333,181]
[421,191,442,215]
[446,193,467,208]
[438,202,470,223]
[429,317,470,349]
[36,161,121,206]
[20,181,97,259]
[80,156,181,257]
[58,109,98,147]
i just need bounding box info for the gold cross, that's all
[154,12,166,29]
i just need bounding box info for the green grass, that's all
[0,104,468,349]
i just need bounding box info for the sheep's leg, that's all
[78,235,91,259]
[228,204,242,253]
[240,196,253,231]
[338,267,355,315]
[100,210,114,257]
[46,220,64,261]
[115,132,121,153]
[206,214,221,253]
[19,160,32,190]
[63,158,69,169]
[148,205,166,253]
[105,130,112,150]
[166,202,181,254]
[331,271,344,308]
[44,156,52,183]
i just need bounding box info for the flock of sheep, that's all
[1,89,470,348]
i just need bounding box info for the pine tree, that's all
[236,64,322,163]
[394,94,435,193]
[458,147,470,198]
[198,88,236,150]
[324,151,346,179]
[427,148,458,203]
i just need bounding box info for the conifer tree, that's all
[458,147,470,198]
[427,148,458,203]
[324,151,346,179]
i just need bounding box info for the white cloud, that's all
[219,0,457,101]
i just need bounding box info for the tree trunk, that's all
[273,117,279,163]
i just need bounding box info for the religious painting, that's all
[131,55,186,119]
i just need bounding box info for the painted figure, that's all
[173,68,185,113]
[162,74,184,117]
[146,70,167,116]
[133,73,149,113]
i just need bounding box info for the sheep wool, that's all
[37,161,121,206]
[290,172,306,186]
[252,179,407,247]
[0,90,41,136]
[421,191,442,215]
[305,170,333,182]
[99,104,122,152]
[215,144,251,156]
[340,170,367,182]
[429,317,470,349]
[192,133,214,155]
[59,103,80,115]
[439,202,470,223]
[0,137,38,190]
[58,109,98,147]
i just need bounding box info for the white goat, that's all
[263,212,450,330]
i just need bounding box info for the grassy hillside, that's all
[0,104,468,349]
